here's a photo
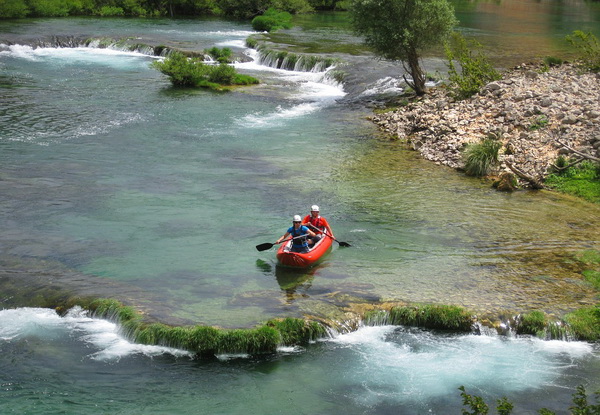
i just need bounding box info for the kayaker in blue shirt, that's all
[276,215,316,253]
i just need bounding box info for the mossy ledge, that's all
[80,299,327,357]
[53,300,600,357]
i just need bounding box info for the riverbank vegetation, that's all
[151,52,259,90]
[251,7,293,32]
[444,32,502,100]
[546,160,600,204]
[459,384,600,415]
[0,0,347,18]
[349,0,457,96]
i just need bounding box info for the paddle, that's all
[324,231,351,247]
[306,224,351,247]
[255,234,307,252]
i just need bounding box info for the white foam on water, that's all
[326,325,597,406]
[0,307,192,361]
[234,51,345,128]
[0,44,156,67]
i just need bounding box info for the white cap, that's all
[311,205,319,212]
[293,215,302,222]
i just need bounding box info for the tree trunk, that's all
[404,48,426,96]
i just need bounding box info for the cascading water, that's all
[1,11,599,414]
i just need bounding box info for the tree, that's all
[349,0,457,95]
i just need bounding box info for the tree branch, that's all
[505,161,545,189]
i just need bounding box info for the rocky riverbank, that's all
[370,63,600,187]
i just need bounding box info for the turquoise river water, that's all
[1,2,600,414]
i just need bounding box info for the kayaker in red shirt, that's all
[302,205,335,245]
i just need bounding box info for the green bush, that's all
[0,0,29,18]
[97,5,124,15]
[252,8,293,32]
[566,30,600,73]
[152,52,259,90]
[445,32,502,100]
[205,47,233,63]
[462,138,502,177]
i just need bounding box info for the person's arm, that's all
[323,218,335,239]
[276,232,290,244]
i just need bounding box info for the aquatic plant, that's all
[545,161,600,204]
[564,306,600,342]
[365,304,473,331]
[81,299,329,356]
[205,47,233,63]
[462,138,502,177]
[266,318,326,345]
[516,311,547,337]
[151,52,259,90]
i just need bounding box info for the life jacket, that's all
[305,215,325,233]
[290,225,309,247]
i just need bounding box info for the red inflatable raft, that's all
[276,233,333,268]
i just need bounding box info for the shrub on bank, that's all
[444,32,502,100]
[566,30,600,73]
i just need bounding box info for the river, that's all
[1,1,599,413]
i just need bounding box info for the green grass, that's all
[564,306,600,342]
[463,138,502,177]
[517,311,547,336]
[365,304,473,331]
[545,161,600,203]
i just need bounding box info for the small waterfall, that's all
[253,46,340,73]
[6,36,179,58]
[361,307,580,342]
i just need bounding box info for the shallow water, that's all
[1,7,600,413]
[1,307,599,414]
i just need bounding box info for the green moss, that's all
[266,318,326,345]
[545,161,600,204]
[366,304,473,331]
[564,306,600,341]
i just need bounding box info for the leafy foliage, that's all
[462,138,502,177]
[545,161,600,204]
[205,47,233,63]
[0,0,312,18]
[349,0,457,95]
[252,7,293,32]
[445,32,502,100]
[564,306,600,342]
[460,385,600,415]
[151,52,258,90]
[566,30,600,73]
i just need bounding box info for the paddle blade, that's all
[338,241,351,247]
[256,242,274,252]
